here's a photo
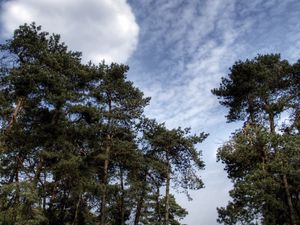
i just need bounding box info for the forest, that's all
[0,23,299,225]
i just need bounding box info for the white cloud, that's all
[0,0,139,63]
[130,0,245,130]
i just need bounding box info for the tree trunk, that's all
[164,162,170,225]
[6,97,25,132]
[100,146,109,225]
[72,196,81,225]
[268,111,275,134]
[120,166,125,225]
[134,172,148,225]
[100,96,112,225]
[268,111,296,225]
[33,159,44,208]
[134,193,144,225]
[283,174,297,225]
[155,183,162,225]
[15,165,20,204]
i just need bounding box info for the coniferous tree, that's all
[0,23,208,225]
[0,23,91,225]
[140,120,207,225]
[88,62,150,225]
[213,54,300,225]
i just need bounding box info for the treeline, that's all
[213,54,300,224]
[0,24,299,225]
[0,24,207,225]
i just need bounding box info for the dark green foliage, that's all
[141,120,207,190]
[0,23,207,225]
[212,54,291,125]
[140,195,188,225]
[213,54,300,225]
[138,119,207,225]
[217,128,300,224]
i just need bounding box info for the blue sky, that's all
[1,0,300,224]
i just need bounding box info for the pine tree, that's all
[140,119,207,225]
[213,54,300,224]
[86,62,150,225]
[0,23,208,225]
[0,23,91,225]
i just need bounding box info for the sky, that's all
[1,0,300,224]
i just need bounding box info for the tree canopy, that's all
[213,54,300,225]
[0,23,207,225]
[1,22,299,225]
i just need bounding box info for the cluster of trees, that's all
[1,23,299,225]
[213,54,300,224]
[0,24,207,225]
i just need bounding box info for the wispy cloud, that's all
[128,0,300,223]
[0,0,139,63]
[1,0,299,224]
[129,0,300,129]
[129,0,247,129]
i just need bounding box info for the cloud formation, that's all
[128,0,300,224]
[1,0,299,224]
[129,0,300,135]
[0,0,139,63]
[129,0,244,129]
